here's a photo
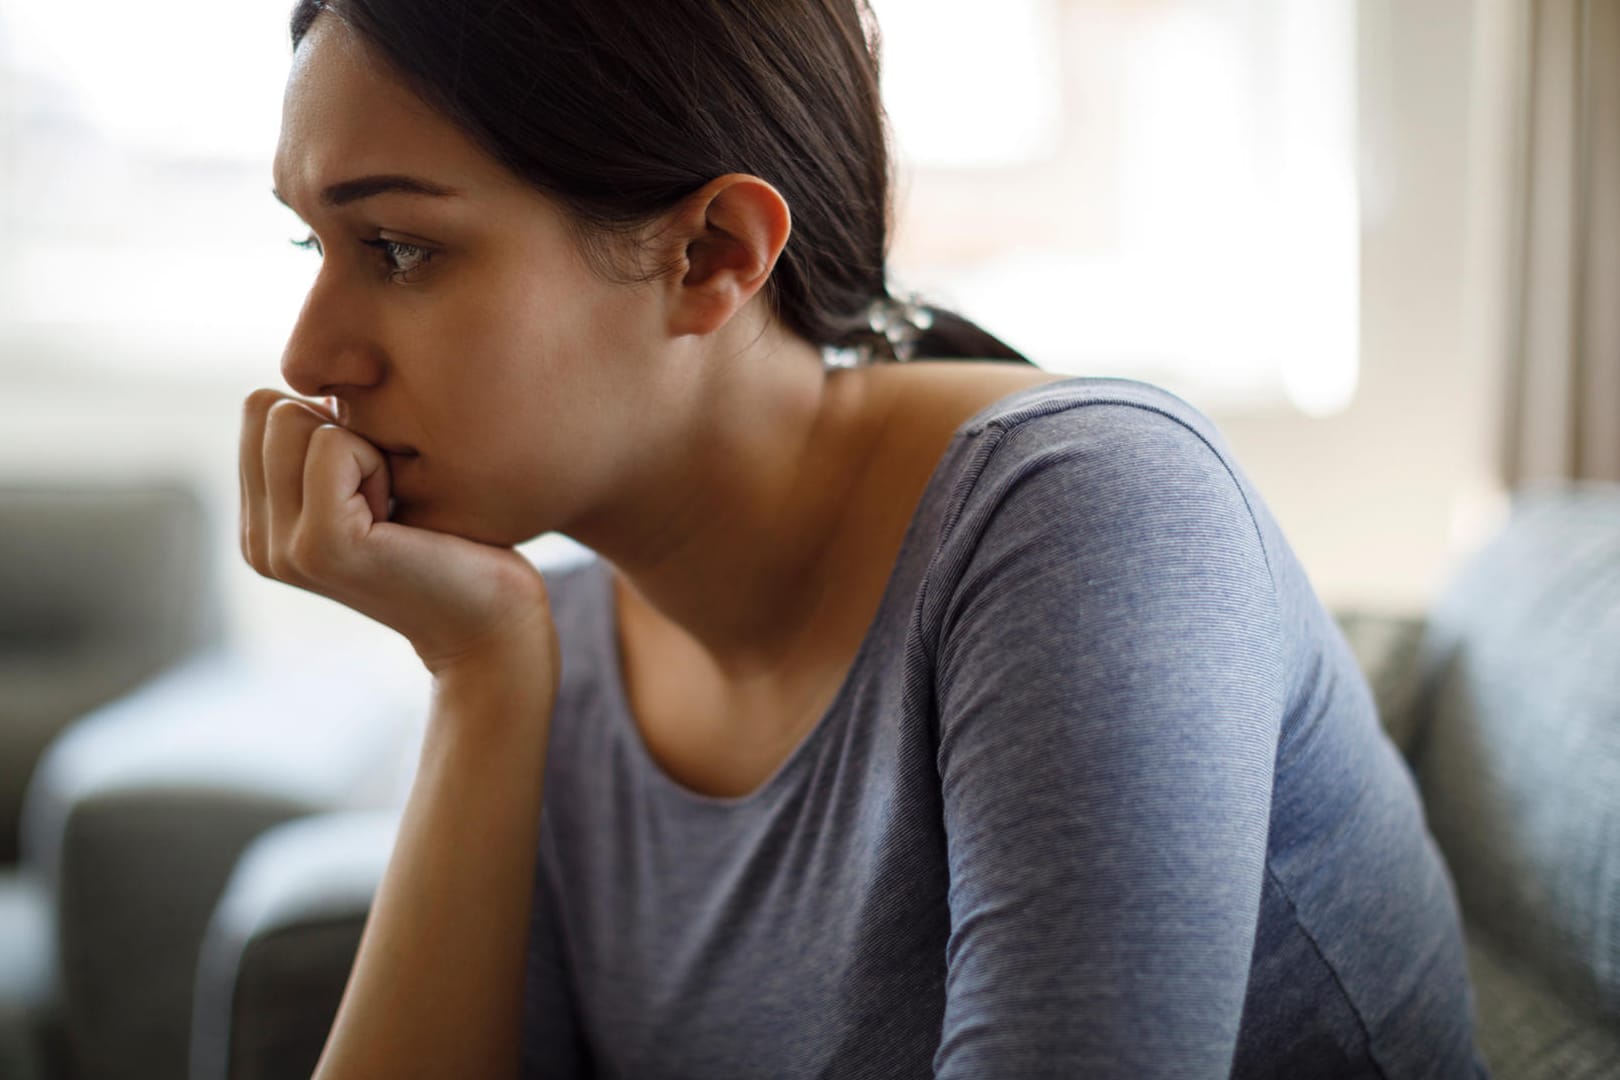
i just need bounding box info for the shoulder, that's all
[956,376,1239,474]
[939,377,1268,561]
[917,377,1283,661]
[926,380,1289,725]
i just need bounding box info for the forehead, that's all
[272,15,512,205]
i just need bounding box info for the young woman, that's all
[241,1,1487,1076]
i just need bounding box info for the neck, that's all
[562,326,896,698]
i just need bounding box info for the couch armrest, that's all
[191,810,397,1080]
[1412,484,1620,1030]
[21,650,420,1080]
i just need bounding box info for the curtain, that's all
[1502,0,1620,486]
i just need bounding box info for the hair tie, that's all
[823,292,935,368]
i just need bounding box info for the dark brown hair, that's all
[289,0,1033,365]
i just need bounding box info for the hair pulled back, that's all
[290,0,1032,365]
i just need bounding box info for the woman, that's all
[241,1,1487,1076]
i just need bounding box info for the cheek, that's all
[415,272,572,432]
[397,252,651,529]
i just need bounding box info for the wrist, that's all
[426,618,558,712]
[423,641,558,766]
[429,631,556,696]
[416,592,556,672]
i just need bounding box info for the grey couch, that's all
[0,484,420,1080]
[13,485,1620,1078]
[18,653,418,1080]
[0,483,220,1079]
[0,484,220,866]
[1337,483,1620,1075]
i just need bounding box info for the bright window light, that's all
[874,0,1064,170]
[0,0,305,377]
[0,2,287,159]
[879,0,1360,417]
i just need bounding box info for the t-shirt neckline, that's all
[589,374,1096,810]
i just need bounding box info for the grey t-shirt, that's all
[522,376,1483,1078]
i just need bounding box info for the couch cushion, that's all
[1467,926,1620,1079]
[0,482,219,865]
[21,650,419,1080]
[1413,483,1620,1027]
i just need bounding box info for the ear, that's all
[659,174,792,339]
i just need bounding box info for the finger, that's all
[239,388,290,573]
[263,399,333,560]
[304,423,391,532]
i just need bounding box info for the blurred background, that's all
[4,3,1620,1079]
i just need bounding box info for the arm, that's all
[930,412,1286,1077]
[238,390,567,1077]
[314,641,557,1080]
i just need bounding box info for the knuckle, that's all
[243,388,284,418]
[265,397,307,427]
[266,543,298,582]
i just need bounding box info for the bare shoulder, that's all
[857,359,1073,458]
[827,358,1073,561]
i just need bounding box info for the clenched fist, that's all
[239,389,559,682]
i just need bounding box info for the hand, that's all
[239,389,558,681]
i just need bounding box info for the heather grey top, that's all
[522,376,1484,1078]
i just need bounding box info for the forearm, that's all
[314,645,557,1080]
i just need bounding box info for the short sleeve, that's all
[522,825,591,1078]
[929,407,1286,1077]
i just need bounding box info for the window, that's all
[875,0,1359,416]
[0,2,303,377]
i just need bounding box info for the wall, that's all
[1213,0,1517,614]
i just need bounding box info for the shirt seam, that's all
[920,394,1287,674]
[1262,860,1392,1079]
[974,397,1282,594]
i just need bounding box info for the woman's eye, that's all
[363,239,435,281]
[285,233,432,282]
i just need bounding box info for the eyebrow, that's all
[271,174,461,210]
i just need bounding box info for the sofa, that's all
[8,484,1620,1079]
[0,484,422,1080]
[0,482,220,1079]
[1337,482,1620,1075]
[0,484,220,866]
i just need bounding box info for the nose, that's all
[279,271,385,398]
